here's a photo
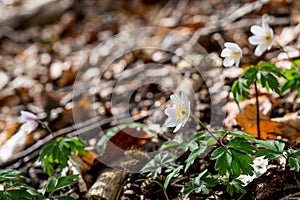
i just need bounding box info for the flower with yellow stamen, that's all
[220,42,242,68]
[164,92,190,133]
[248,17,274,57]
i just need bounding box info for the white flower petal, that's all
[223,57,235,67]
[173,122,183,133]
[164,107,176,116]
[165,117,178,127]
[248,35,261,45]
[224,42,241,52]
[164,91,191,132]
[250,25,263,35]
[20,111,38,122]
[220,48,231,57]
[181,92,189,105]
[262,19,270,32]
[170,94,181,105]
[254,44,267,57]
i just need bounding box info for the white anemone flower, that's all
[237,156,269,186]
[164,92,190,133]
[221,42,242,67]
[20,111,38,133]
[249,18,274,57]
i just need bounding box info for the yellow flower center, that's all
[175,105,187,121]
[230,51,240,59]
[263,32,272,45]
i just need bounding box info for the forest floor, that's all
[0,0,300,199]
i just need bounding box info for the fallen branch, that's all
[0,112,151,168]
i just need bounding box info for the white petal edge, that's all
[223,57,235,67]
[164,107,176,116]
[224,42,241,52]
[170,94,181,105]
[220,48,231,57]
[248,35,261,45]
[250,25,263,36]
[254,44,267,57]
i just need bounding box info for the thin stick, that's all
[0,112,151,168]
[254,81,261,139]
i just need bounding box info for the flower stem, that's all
[151,180,170,200]
[191,115,222,145]
[38,120,55,138]
[254,81,261,139]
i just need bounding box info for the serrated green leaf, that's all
[181,169,216,198]
[181,181,194,198]
[256,140,285,153]
[229,138,255,154]
[289,157,300,172]
[226,179,246,196]
[210,146,226,160]
[231,149,254,177]
[53,175,78,193]
[39,137,86,176]
[164,165,183,189]
[185,145,207,172]
[228,130,256,140]
[255,140,285,159]
[212,147,232,176]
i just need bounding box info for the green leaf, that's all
[160,133,183,150]
[229,138,255,154]
[0,169,24,182]
[211,147,232,176]
[6,190,33,199]
[181,169,216,198]
[53,175,78,193]
[281,68,300,95]
[255,140,285,159]
[230,149,254,177]
[232,77,251,103]
[181,181,195,198]
[226,179,246,196]
[164,165,183,189]
[185,144,207,172]
[289,157,300,172]
[228,130,256,140]
[140,153,174,179]
[45,175,78,195]
[39,137,86,176]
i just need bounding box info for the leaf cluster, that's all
[281,60,300,95]
[232,61,285,102]
[211,137,255,178]
[255,140,300,172]
[39,137,86,176]
[181,169,217,198]
[39,174,78,200]
[0,169,42,200]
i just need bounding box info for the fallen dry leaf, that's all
[97,127,152,165]
[236,104,283,140]
[224,94,279,127]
